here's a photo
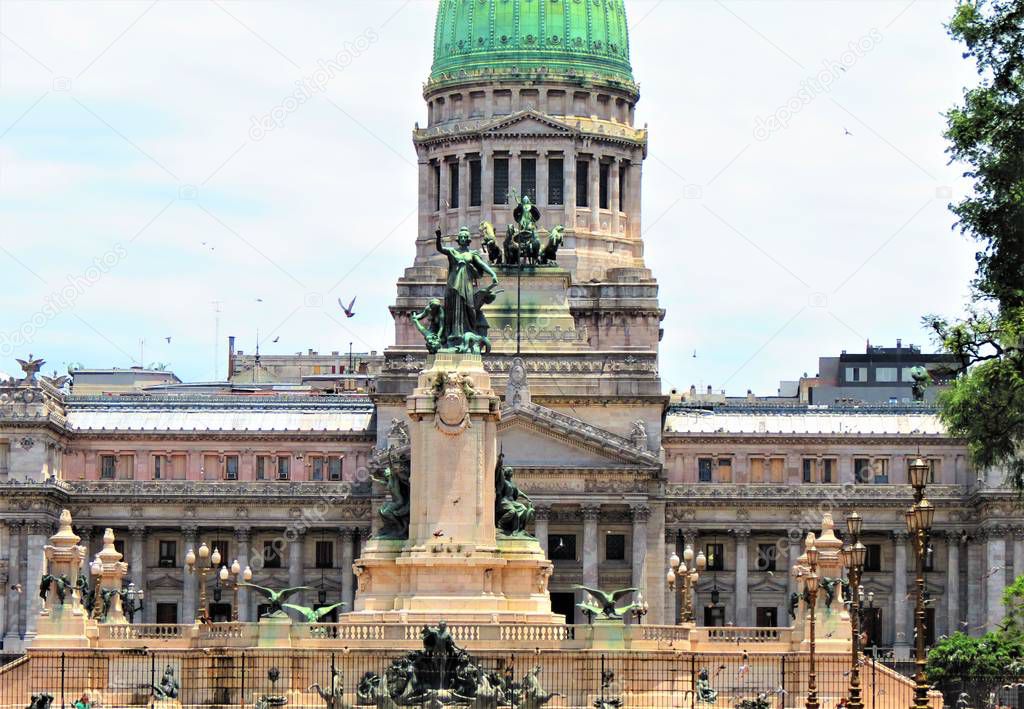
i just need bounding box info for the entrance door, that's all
[862,608,883,650]
[208,603,232,623]
[756,607,778,627]
[704,606,725,627]
[550,592,575,624]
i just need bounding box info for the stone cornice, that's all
[663,434,955,445]
[665,483,967,506]
[65,430,375,442]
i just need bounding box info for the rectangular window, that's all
[277,457,290,481]
[802,459,815,483]
[769,457,785,483]
[156,602,178,624]
[328,457,343,481]
[433,163,441,211]
[493,158,509,204]
[900,367,916,382]
[717,458,732,482]
[618,163,627,212]
[153,455,164,480]
[469,160,482,207]
[756,607,778,627]
[822,459,835,483]
[312,457,324,481]
[756,543,777,572]
[576,160,589,207]
[256,456,267,481]
[211,540,229,563]
[749,458,765,483]
[873,458,889,484]
[548,534,577,561]
[864,543,882,572]
[100,455,116,479]
[548,158,564,205]
[225,455,238,480]
[520,157,537,201]
[605,533,626,561]
[448,161,460,209]
[159,540,177,568]
[876,367,898,382]
[263,540,282,568]
[0,441,8,475]
[315,540,334,569]
[845,366,867,382]
[705,543,725,571]
[698,458,713,482]
[854,458,872,484]
[599,162,610,209]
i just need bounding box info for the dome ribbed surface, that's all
[430,0,634,87]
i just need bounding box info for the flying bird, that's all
[165,337,172,343]
[272,337,280,343]
[339,297,357,318]
[844,127,853,136]
[433,529,445,539]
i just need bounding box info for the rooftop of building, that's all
[429,0,635,90]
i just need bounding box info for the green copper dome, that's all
[430,0,634,88]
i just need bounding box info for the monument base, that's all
[32,606,91,648]
[257,613,293,648]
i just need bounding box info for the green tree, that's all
[927,0,1024,488]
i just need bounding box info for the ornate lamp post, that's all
[841,512,867,709]
[907,456,934,709]
[667,545,706,623]
[800,540,821,709]
[89,557,103,620]
[218,560,245,622]
[122,581,145,624]
[184,542,221,623]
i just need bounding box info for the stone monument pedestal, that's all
[346,353,561,624]
[257,613,293,648]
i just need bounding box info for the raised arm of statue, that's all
[435,229,446,255]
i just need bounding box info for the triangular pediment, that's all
[484,110,574,136]
[497,402,659,468]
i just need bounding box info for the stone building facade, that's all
[0,0,1014,658]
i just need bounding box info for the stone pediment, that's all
[483,110,574,136]
[497,402,659,468]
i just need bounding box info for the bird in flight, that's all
[165,337,172,344]
[272,336,280,343]
[339,297,357,318]
[433,529,444,539]
[844,127,854,136]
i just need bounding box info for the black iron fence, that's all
[0,650,956,709]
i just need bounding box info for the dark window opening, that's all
[277,457,290,481]
[823,459,835,483]
[599,162,610,209]
[256,456,267,481]
[854,458,872,484]
[704,606,726,627]
[263,541,282,569]
[618,164,627,212]
[705,543,725,571]
[550,592,575,624]
[520,157,537,202]
[756,607,778,627]
[493,158,509,204]
[802,459,815,483]
[448,161,460,209]
[329,457,342,481]
[756,543,777,572]
[156,602,178,624]
[548,534,577,561]
[864,543,882,572]
[433,163,441,211]
[605,534,626,561]
[469,160,482,207]
[312,458,324,481]
[225,455,238,480]
[159,540,177,568]
[548,158,564,205]
[315,540,334,569]
[576,160,589,207]
[698,458,713,482]
[101,455,116,479]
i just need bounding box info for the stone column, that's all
[1013,527,1024,582]
[481,148,493,225]
[986,529,1007,631]
[24,520,51,640]
[578,505,600,624]
[665,528,679,624]
[946,530,962,637]
[967,532,983,633]
[893,531,910,655]
[534,506,550,557]
[234,526,251,621]
[417,159,431,244]
[438,159,449,236]
[340,529,355,611]
[3,520,22,647]
[589,154,600,230]
[457,154,469,228]
[129,525,146,618]
[733,528,750,626]
[537,151,549,209]
[630,505,650,598]
[182,525,198,623]
[565,149,577,228]
[628,158,643,239]
[288,531,306,607]
[609,156,620,234]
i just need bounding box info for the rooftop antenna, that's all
[138,338,145,367]
[254,329,261,384]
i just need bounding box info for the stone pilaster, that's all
[733,528,750,626]
[628,156,642,239]
[578,504,600,624]
[537,151,549,209]
[181,524,198,623]
[986,527,1007,631]
[288,530,306,607]
[417,159,431,242]
[480,148,493,226]
[438,159,449,235]
[457,153,469,228]
[3,520,23,647]
[565,152,577,228]
[234,526,251,621]
[609,156,620,234]
[967,531,984,633]
[340,528,355,611]
[893,531,909,655]
[630,504,650,601]
[24,520,52,640]
[534,505,550,557]
[509,150,521,206]
[589,154,600,231]
[946,530,962,637]
[129,525,146,605]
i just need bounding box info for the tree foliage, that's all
[928,0,1024,489]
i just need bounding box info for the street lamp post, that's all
[667,545,707,624]
[801,541,821,709]
[122,582,145,624]
[184,542,221,623]
[841,512,867,709]
[219,560,245,622]
[907,457,934,709]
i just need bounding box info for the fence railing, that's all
[0,650,948,709]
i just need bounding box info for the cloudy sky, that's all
[0,0,979,395]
